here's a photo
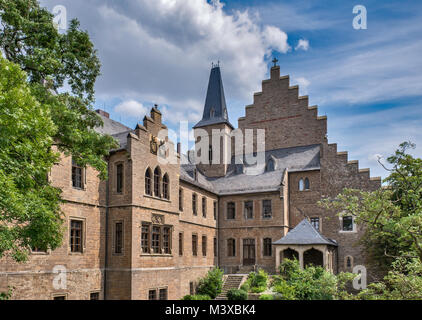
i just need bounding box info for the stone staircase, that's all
[237,265,255,274]
[215,275,245,300]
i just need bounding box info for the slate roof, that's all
[194,66,233,129]
[94,113,133,150]
[273,219,337,246]
[180,144,321,195]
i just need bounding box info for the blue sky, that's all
[40,0,422,179]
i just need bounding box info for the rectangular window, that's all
[141,224,150,253]
[342,216,354,231]
[159,288,168,300]
[179,188,183,211]
[163,227,171,254]
[116,163,123,193]
[213,201,217,220]
[71,159,84,189]
[90,292,100,300]
[189,282,195,295]
[192,234,198,256]
[310,217,320,231]
[202,235,207,256]
[214,237,217,257]
[262,200,272,219]
[263,238,272,256]
[227,202,235,220]
[179,232,183,256]
[148,289,157,300]
[70,220,83,253]
[115,222,123,254]
[244,201,253,219]
[227,239,235,257]
[192,194,197,216]
[202,197,207,218]
[152,226,161,254]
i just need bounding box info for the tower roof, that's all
[194,65,233,129]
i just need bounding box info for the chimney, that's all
[96,109,110,118]
[177,142,181,155]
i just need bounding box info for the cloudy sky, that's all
[41,0,422,179]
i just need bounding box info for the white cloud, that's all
[114,100,147,118]
[295,39,309,51]
[293,77,310,95]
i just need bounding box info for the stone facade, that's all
[0,65,381,300]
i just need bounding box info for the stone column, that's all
[298,248,304,269]
[275,247,281,273]
[323,247,328,271]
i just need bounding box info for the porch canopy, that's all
[273,219,337,272]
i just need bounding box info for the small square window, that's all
[148,289,157,300]
[90,292,100,300]
[342,216,354,231]
[159,288,168,300]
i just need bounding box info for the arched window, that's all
[266,159,275,172]
[299,178,304,191]
[345,255,354,270]
[145,168,152,195]
[154,167,161,197]
[162,173,169,200]
[304,178,310,190]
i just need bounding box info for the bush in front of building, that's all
[227,288,248,300]
[196,267,224,299]
[245,269,268,293]
[258,294,274,300]
[181,294,211,300]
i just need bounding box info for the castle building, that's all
[0,63,381,300]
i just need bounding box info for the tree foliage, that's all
[0,0,118,261]
[196,267,224,299]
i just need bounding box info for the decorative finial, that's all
[272,57,279,67]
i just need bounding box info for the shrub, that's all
[227,289,248,300]
[245,269,268,293]
[196,267,224,299]
[240,282,250,292]
[182,294,211,300]
[259,294,274,300]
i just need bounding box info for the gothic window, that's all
[304,178,310,190]
[145,168,152,196]
[266,159,275,172]
[227,238,235,257]
[262,200,272,219]
[263,238,272,257]
[299,178,304,191]
[345,256,354,270]
[227,202,235,220]
[162,173,169,200]
[244,201,253,219]
[310,217,320,231]
[154,167,161,197]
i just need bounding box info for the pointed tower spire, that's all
[194,64,233,129]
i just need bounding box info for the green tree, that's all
[0,0,118,261]
[196,267,224,299]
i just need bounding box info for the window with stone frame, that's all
[145,168,152,195]
[154,167,161,197]
[116,163,123,194]
[141,223,150,253]
[202,235,207,256]
[70,220,83,253]
[148,289,157,300]
[192,234,198,256]
[192,193,197,215]
[342,216,354,231]
[304,177,310,190]
[159,288,168,300]
[262,200,272,219]
[178,232,183,256]
[263,238,272,256]
[227,202,235,220]
[179,188,183,211]
[244,201,253,219]
[202,197,207,218]
[299,178,304,191]
[163,227,171,254]
[162,173,169,200]
[310,217,320,231]
[71,158,84,189]
[152,226,161,254]
[114,222,123,254]
[227,238,235,257]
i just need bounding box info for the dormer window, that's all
[266,159,275,172]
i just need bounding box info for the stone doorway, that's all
[303,248,323,267]
[243,239,255,265]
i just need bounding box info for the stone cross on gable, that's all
[272,57,279,67]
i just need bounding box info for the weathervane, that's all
[272,57,279,67]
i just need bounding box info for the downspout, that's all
[103,158,110,300]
